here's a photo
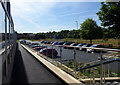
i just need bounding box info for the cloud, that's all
[59,10,97,17]
[11,0,57,33]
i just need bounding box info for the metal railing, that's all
[24,42,120,85]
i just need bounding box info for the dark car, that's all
[39,48,58,58]
[87,44,103,53]
[44,41,47,44]
[26,42,31,45]
[46,41,51,44]
[63,42,72,49]
[79,44,93,51]
[63,42,72,45]
[58,42,65,45]
[30,45,41,48]
[31,43,39,46]
[68,43,78,49]
[70,43,78,46]
[19,40,26,44]
[40,41,45,44]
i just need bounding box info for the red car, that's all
[39,48,58,58]
[33,47,43,52]
[50,41,54,45]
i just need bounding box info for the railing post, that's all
[93,68,95,85]
[103,65,105,83]
[46,46,48,57]
[100,51,103,85]
[90,69,92,84]
[52,45,53,59]
[60,46,62,68]
[108,64,110,77]
[74,47,76,77]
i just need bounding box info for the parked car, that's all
[79,44,93,51]
[30,45,41,48]
[58,42,65,45]
[44,41,47,44]
[39,48,58,58]
[67,43,78,49]
[31,43,39,46]
[46,41,51,44]
[50,41,54,44]
[70,43,78,46]
[63,42,72,45]
[40,40,45,44]
[87,44,103,53]
[26,42,31,45]
[76,43,86,50]
[63,42,72,49]
[33,47,43,52]
[52,41,59,45]
[19,40,26,44]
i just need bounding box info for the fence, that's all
[24,42,120,85]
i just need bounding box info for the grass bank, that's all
[34,38,120,49]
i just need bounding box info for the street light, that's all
[75,21,78,39]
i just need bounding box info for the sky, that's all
[11,0,104,33]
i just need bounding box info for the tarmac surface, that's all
[10,43,65,84]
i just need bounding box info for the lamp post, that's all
[75,21,78,39]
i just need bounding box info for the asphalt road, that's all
[10,43,65,84]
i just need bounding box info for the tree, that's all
[80,18,103,43]
[96,2,120,38]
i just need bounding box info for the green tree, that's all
[80,18,103,43]
[97,2,120,38]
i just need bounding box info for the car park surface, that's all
[26,40,113,63]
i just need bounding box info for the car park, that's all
[39,48,58,58]
[79,44,93,51]
[87,44,103,53]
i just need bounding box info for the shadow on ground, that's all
[10,44,28,84]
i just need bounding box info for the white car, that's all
[87,44,103,53]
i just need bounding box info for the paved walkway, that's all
[10,44,65,84]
